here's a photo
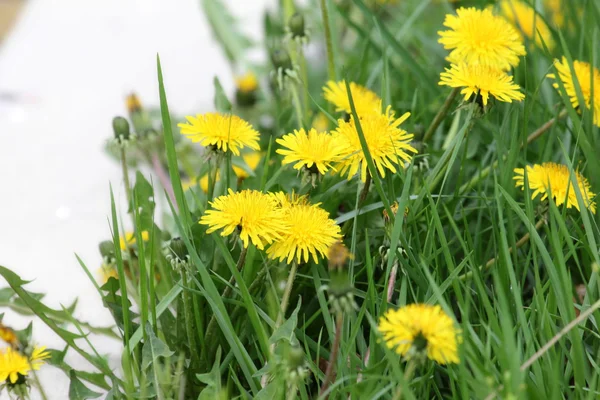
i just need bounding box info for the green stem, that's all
[319,0,336,82]
[298,45,310,119]
[31,369,48,400]
[392,359,418,400]
[203,246,248,360]
[181,268,198,367]
[276,261,299,327]
[207,157,219,201]
[422,88,460,143]
[319,312,343,397]
[287,382,298,400]
[341,172,371,236]
[120,148,133,211]
[290,83,304,128]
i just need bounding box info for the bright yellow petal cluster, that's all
[267,197,341,264]
[334,106,417,182]
[178,113,260,156]
[548,57,600,128]
[0,346,50,384]
[514,162,596,214]
[378,304,460,365]
[200,189,287,249]
[235,72,258,93]
[439,63,525,105]
[276,128,343,175]
[233,152,262,179]
[438,7,526,70]
[120,231,150,251]
[323,80,382,116]
[497,0,554,50]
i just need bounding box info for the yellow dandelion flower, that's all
[200,189,287,249]
[312,112,330,133]
[378,304,460,364]
[267,199,341,264]
[323,80,382,116]
[125,93,142,114]
[0,325,18,348]
[439,63,525,105]
[438,7,526,70]
[178,113,260,156]
[497,0,554,50]
[119,231,150,251]
[514,162,596,214]
[547,57,600,128]
[233,152,262,179]
[0,346,49,384]
[235,72,258,93]
[276,128,342,175]
[98,262,119,283]
[334,106,417,182]
[328,241,353,269]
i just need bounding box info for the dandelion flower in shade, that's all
[233,152,262,179]
[235,72,258,93]
[438,7,526,70]
[548,57,600,128]
[99,262,119,283]
[200,189,287,249]
[0,346,50,384]
[178,113,260,156]
[267,199,341,264]
[323,80,382,116]
[119,231,149,251]
[439,63,525,106]
[334,106,417,182]
[378,304,460,364]
[514,162,596,214]
[497,0,554,50]
[276,128,342,175]
[312,112,330,133]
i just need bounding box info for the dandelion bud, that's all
[288,12,305,39]
[99,240,115,259]
[169,237,188,261]
[327,269,357,314]
[112,116,131,141]
[284,342,307,382]
[126,93,142,115]
[235,72,259,108]
[271,49,293,72]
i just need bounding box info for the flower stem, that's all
[459,109,567,195]
[459,216,546,281]
[120,148,133,211]
[203,246,248,361]
[150,153,178,211]
[319,0,336,82]
[319,312,343,397]
[341,172,371,236]
[207,157,219,201]
[422,88,460,143]
[31,369,49,400]
[181,268,198,366]
[392,359,418,400]
[277,261,299,327]
[289,83,305,128]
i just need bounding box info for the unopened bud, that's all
[271,49,293,72]
[288,13,305,39]
[99,240,115,258]
[112,116,130,141]
[169,237,188,261]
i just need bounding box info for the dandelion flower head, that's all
[178,113,260,156]
[235,72,259,93]
[267,196,341,264]
[0,346,50,384]
[323,80,382,116]
[334,106,417,182]
[276,128,342,175]
[514,162,596,214]
[439,63,525,105]
[378,304,460,364]
[548,57,600,128]
[497,0,554,50]
[200,189,287,249]
[438,7,526,70]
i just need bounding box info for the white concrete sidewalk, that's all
[0,0,271,397]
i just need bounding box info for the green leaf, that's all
[133,171,156,231]
[213,77,233,113]
[201,0,252,64]
[269,300,301,345]
[68,370,102,400]
[197,348,223,400]
[142,322,174,370]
